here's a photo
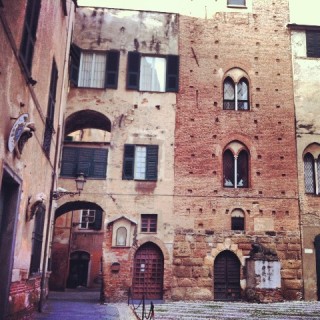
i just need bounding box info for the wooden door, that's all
[66,251,90,288]
[214,250,241,301]
[132,242,164,300]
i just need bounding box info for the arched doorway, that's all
[214,250,241,301]
[67,251,90,288]
[132,242,164,300]
[315,234,320,301]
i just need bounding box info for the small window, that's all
[223,142,249,188]
[79,209,103,230]
[70,47,120,89]
[223,77,249,110]
[141,214,157,233]
[116,227,127,246]
[127,52,179,92]
[122,145,159,181]
[231,209,245,230]
[306,31,320,58]
[227,0,246,6]
[304,153,316,194]
[60,147,108,179]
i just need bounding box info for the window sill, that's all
[227,5,247,9]
[111,245,131,248]
[140,232,157,234]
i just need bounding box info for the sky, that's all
[77,0,320,25]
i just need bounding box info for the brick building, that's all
[49,0,303,304]
[0,0,75,318]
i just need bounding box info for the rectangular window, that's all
[80,210,95,229]
[122,145,158,181]
[126,52,179,92]
[71,48,120,89]
[43,60,58,157]
[20,0,41,75]
[306,31,320,58]
[227,0,246,6]
[60,147,108,179]
[141,214,157,233]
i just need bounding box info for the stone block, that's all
[185,288,213,300]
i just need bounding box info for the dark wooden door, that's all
[132,242,164,300]
[214,251,241,301]
[67,251,90,288]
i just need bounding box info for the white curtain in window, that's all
[116,227,127,246]
[134,146,147,179]
[79,52,106,88]
[140,57,166,92]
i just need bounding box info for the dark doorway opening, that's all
[0,167,21,318]
[67,251,90,288]
[132,242,164,300]
[214,250,241,301]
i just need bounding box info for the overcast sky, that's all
[77,0,320,25]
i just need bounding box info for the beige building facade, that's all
[289,20,320,300]
[0,0,75,318]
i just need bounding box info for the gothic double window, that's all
[223,142,249,188]
[223,77,249,110]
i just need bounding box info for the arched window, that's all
[304,153,316,194]
[116,227,127,246]
[223,142,249,188]
[231,209,245,231]
[223,71,249,111]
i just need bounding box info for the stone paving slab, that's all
[131,301,320,320]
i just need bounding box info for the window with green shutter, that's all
[69,46,120,89]
[126,52,179,92]
[60,147,108,179]
[122,145,159,181]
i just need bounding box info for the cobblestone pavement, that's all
[33,290,320,320]
[133,300,320,320]
[33,290,136,320]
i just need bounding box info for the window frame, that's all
[227,0,246,7]
[223,77,249,111]
[304,152,317,194]
[141,214,157,233]
[223,146,249,189]
[70,46,120,89]
[60,146,108,179]
[79,209,102,230]
[122,144,159,181]
[126,51,179,92]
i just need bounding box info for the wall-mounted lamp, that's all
[52,173,86,200]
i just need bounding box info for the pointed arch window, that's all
[304,153,316,194]
[223,144,249,188]
[223,77,249,111]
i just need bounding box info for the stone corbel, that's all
[15,122,36,159]
[26,192,47,222]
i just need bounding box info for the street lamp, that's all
[51,173,86,200]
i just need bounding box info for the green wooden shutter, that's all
[90,210,103,230]
[126,51,140,90]
[77,148,92,177]
[146,145,159,181]
[105,50,120,89]
[92,149,108,178]
[70,43,81,86]
[166,55,179,92]
[60,147,78,177]
[306,31,320,58]
[122,145,135,179]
